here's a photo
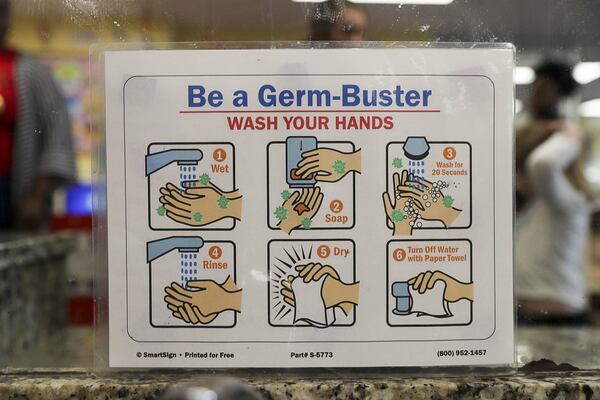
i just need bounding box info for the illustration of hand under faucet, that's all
[159,182,242,227]
[275,187,323,234]
[164,275,242,325]
[280,263,359,317]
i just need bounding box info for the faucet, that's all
[403,137,430,160]
[391,281,413,315]
[145,149,203,176]
[147,236,204,263]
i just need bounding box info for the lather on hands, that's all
[395,170,461,227]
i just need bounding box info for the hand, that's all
[395,170,461,227]
[276,187,324,234]
[382,172,418,236]
[296,148,361,183]
[167,302,218,325]
[280,263,358,316]
[408,270,473,302]
[164,276,242,325]
[159,182,242,227]
[544,120,584,142]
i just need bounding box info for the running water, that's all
[408,160,425,190]
[180,251,198,286]
[179,165,197,191]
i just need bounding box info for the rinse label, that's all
[103,47,514,368]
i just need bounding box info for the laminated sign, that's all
[103,46,514,368]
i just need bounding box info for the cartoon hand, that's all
[280,263,358,316]
[164,276,242,325]
[167,302,218,325]
[395,170,461,227]
[383,172,418,236]
[296,148,361,183]
[276,187,324,234]
[408,271,473,302]
[159,182,242,226]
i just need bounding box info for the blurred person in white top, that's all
[515,60,596,325]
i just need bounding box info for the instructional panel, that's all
[268,239,357,328]
[386,239,473,327]
[267,139,358,233]
[104,47,514,368]
[385,140,471,233]
[147,142,238,230]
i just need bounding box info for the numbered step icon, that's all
[137,238,239,332]
[384,137,472,236]
[147,142,242,230]
[267,138,360,234]
[268,239,358,328]
[387,239,473,327]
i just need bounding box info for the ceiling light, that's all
[577,98,600,118]
[514,66,535,85]
[573,62,600,85]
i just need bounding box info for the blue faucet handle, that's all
[392,281,410,297]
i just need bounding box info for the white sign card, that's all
[103,46,514,368]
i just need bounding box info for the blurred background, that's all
[0,0,599,368]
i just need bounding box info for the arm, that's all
[31,57,76,184]
[15,58,75,228]
[526,131,587,212]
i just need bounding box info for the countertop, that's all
[0,369,599,400]
[1,326,599,399]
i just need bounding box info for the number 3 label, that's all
[443,146,456,161]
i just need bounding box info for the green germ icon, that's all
[193,212,203,222]
[217,196,230,209]
[156,205,166,216]
[274,206,288,221]
[443,195,455,208]
[392,157,403,169]
[198,173,211,186]
[391,209,405,223]
[332,160,346,174]
[301,218,312,230]
[281,190,291,200]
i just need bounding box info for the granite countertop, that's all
[0,232,75,270]
[0,369,598,399]
[1,327,600,399]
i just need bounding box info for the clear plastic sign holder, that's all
[92,41,515,375]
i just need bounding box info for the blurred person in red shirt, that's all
[0,0,75,230]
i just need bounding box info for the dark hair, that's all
[309,0,366,41]
[534,60,578,97]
